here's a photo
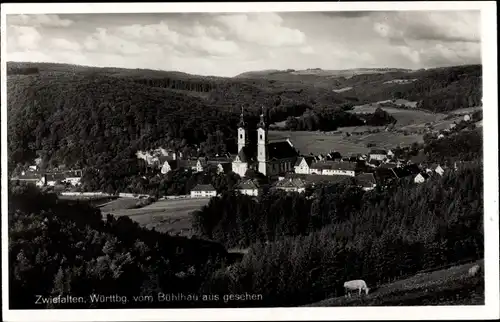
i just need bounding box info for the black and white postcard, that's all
[1,2,498,321]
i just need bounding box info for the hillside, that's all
[305,259,484,306]
[7,62,482,171]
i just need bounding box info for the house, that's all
[355,173,377,191]
[43,173,68,186]
[160,159,178,174]
[369,149,387,161]
[235,179,261,196]
[195,158,208,172]
[387,150,395,158]
[10,172,45,187]
[294,156,315,174]
[464,114,471,122]
[61,170,83,186]
[438,134,445,139]
[232,108,298,177]
[274,177,307,193]
[427,164,445,176]
[190,184,217,198]
[309,161,358,177]
[215,162,232,174]
[414,172,430,184]
[449,123,457,130]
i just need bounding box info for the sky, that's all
[5,10,481,77]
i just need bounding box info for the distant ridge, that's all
[234,67,415,79]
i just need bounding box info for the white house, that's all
[426,164,445,176]
[310,161,357,177]
[387,150,395,158]
[160,160,177,174]
[369,149,388,161]
[464,114,471,122]
[414,172,430,184]
[235,179,261,196]
[190,184,217,198]
[61,170,83,186]
[294,156,315,174]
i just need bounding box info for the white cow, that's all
[468,264,481,277]
[344,279,370,297]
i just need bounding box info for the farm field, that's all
[101,197,210,234]
[350,104,446,126]
[450,106,482,115]
[305,259,484,306]
[269,130,423,156]
[99,197,142,211]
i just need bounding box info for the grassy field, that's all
[305,259,484,306]
[350,104,446,127]
[99,197,142,212]
[269,130,423,155]
[450,106,482,115]
[101,198,210,234]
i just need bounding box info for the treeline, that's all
[7,73,240,170]
[345,65,482,113]
[80,161,241,197]
[196,164,484,306]
[8,182,232,309]
[424,129,483,164]
[284,107,396,131]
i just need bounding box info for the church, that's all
[232,107,299,177]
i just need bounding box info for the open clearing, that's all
[350,104,446,127]
[99,197,141,211]
[101,198,210,234]
[269,130,423,156]
[305,259,484,306]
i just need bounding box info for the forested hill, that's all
[7,62,482,169]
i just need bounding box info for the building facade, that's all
[232,107,298,177]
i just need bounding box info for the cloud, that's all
[299,46,315,54]
[83,20,240,58]
[214,13,306,47]
[373,11,480,44]
[319,11,375,18]
[8,14,74,28]
[51,38,81,51]
[8,25,42,50]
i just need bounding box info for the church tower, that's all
[237,106,247,153]
[257,106,267,175]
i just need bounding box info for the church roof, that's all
[267,141,298,160]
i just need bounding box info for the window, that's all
[240,134,243,139]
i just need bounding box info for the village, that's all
[10,107,477,200]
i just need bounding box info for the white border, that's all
[1,2,498,321]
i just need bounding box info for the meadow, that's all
[350,104,446,126]
[269,130,423,155]
[306,259,484,307]
[101,197,210,234]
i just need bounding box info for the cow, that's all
[344,279,370,298]
[468,264,481,277]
